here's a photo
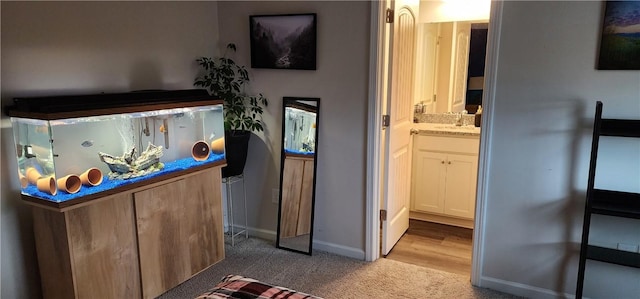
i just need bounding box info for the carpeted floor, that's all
[159,237,522,299]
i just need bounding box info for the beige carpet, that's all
[159,237,522,299]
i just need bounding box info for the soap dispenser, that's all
[474,106,483,127]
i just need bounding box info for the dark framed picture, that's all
[250,13,317,70]
[598,1,640,70]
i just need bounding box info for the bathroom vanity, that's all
[410,123,480,229]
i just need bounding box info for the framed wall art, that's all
[598,1,640,70]
[250,13,317,70]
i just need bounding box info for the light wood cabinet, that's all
[411,135,479,226]
[31,167,225,299]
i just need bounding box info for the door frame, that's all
[365,0,504,287]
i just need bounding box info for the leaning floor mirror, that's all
[276,97,320,255]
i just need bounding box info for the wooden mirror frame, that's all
[276,97,320,255]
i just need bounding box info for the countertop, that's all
[413,123,481,137]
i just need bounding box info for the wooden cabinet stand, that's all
[30,167,225,299]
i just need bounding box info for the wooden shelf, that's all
[586,245,640,268]
[600,119,640,138]
[591,189,640,219]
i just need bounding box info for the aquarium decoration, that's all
[99,142,165,180]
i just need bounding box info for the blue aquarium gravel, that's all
[23,153,225,203]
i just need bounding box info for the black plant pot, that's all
[222,130,251,178]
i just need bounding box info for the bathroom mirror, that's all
[276,97,319,255]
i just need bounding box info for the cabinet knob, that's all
[448,161,452,164]
[441,161,445,164]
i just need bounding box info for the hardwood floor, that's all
[385,219,473,276]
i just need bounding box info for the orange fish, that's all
[159,124,167,133]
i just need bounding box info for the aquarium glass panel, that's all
[11,103,225,203]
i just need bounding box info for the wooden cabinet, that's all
[411,135,479,226]
[31,167,225,299]
[280,156,314,238]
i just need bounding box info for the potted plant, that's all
[195,43,268,178]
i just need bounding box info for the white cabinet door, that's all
[443,153,478,219]
[410,135,479,221]
[412,150,447,213]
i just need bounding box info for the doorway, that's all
[366,0,502,285]
[386,219,473,276]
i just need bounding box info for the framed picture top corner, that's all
[597,1,640,70]
[249,13,317,70]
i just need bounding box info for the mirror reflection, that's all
[276,97,319,255]
[414,21,489,114]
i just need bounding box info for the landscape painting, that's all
[598,1,640,70]
[250,14,317,70]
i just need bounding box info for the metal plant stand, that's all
[222,173,249,246]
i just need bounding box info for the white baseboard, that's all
[313,240,365,260]
[480,276,577,299]
[237,226,365,260]
[246,227,276,241]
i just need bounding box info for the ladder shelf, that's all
[575,101,640,299]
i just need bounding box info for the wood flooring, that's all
[385,219,473,276]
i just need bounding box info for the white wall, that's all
[480,1,640,298]
[4,1,636,298]
[217,1,371,257]
[0,2,220,297]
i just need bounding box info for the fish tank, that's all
[6,89,225,206]
[283,103,317,156]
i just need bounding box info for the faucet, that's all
[455,112,463,126]
[455,110,468,126]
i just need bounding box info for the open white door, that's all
[450,21,471,113]
[415,23,439,114]
[381,2,417,256]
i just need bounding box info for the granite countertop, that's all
[413,123,481,137]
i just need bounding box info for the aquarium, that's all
[8,90,225,204]
[283,104,317,156]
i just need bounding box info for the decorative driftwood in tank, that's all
[99,142,164,180]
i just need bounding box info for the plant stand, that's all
[223,173,249,246]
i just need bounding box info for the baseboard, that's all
[236,226,365,260]
[245,226,277,241]
[479,276,577,299]
[409,211,474,229]
[312,240,365,260]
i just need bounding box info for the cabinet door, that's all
[443,153,478,219]
[296,159,315,236]
[280,157,305,238]
[412,150,447,213]
[67,193,141,299]
[134,168,224,299]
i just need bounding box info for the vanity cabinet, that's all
[411,134,479,227]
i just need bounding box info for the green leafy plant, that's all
[195,43,268,132]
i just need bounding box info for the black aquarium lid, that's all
[7,89,213,116]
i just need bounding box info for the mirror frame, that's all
[276,96,320,255]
